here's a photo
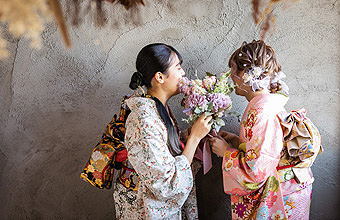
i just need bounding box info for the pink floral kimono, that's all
[222,94,321,220]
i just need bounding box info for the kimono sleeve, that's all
[222,107,283,196]
[125,111,193,208]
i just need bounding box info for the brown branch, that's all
[48,0,71,48]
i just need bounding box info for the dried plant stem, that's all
[252,0,261,24]
[48,0,71,48]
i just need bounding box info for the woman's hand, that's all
[218,130,240,149]
[182,113,212,164]
[210,136,231,157]
[190,113,213,141]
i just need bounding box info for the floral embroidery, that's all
[266,191,278,208]
[256,206,269,219]
[222,95,313,220]
[92,151,103,161]
[95,178,102,185]
[271,210,285,220]
[95,160,106,170]
[246,149,257,160]
[93,171,101,179]
[234,203,247,218]
[87,164,95,173]
[113,97,197,219]
[263,176,280,197]
[283,195,295,217]
[243,108,258,140]
[224,160,233,171]
[223,150,241,172]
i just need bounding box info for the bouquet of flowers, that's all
[180,71,234,132]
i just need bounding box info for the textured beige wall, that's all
[0,0,339,219]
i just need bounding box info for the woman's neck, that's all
[245,89,270,102]
[147,88,170,106]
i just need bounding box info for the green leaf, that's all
[215,118,225,126]
[227,111,241,117]
[182,118,190,123]
[214,123,222,132]
[206,72,214,77]
[207,102,214,111]
[194,107,201,114]
[204,111,213,116]
[244,182,261,191]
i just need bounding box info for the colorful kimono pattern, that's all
[113,96,199,220]
[222,94,314,220]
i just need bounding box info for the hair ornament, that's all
[136,71,144,80]
[271,71,289,95]
[242,65,270,92]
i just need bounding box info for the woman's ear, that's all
[154,72,164,84]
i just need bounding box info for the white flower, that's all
[201,103,208,111]
[92,151,103,161]
[192,79,203,87]
[203,76,216,90]
[242,73,251,83]
[252,66,264,78]
[192,84,207,95]
[224,160,233,171]
[284,204,293,216]
[271,210,284,220]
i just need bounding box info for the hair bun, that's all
[269,82,282,93]
[129,71,145,90]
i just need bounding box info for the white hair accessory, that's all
[233,65,289,95]
[271,71,289,95]
[240,65,270,92]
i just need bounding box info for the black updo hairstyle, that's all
[129,43,183,157]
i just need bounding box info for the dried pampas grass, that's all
[0,0,147,59]
[252,0,299,39]
[0,0,52,58]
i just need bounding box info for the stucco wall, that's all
[0,0,339,219]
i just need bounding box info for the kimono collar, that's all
[248,93,289,110]
[125,96,156,115]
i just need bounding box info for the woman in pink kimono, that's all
[113,43,212,220]
[210,40,321,219]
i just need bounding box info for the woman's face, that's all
[163,53,185,95]
[230,67,248,97]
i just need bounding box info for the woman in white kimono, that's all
[113,43,212,220]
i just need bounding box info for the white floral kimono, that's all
[113,96,199,220]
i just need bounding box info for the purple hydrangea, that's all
[185,93,207,109]
[207,93,231,113]
[179,77,192,95]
